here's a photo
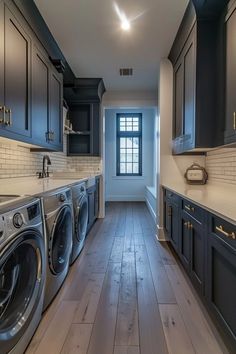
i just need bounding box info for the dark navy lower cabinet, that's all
[206,214,236,353]
[179,207,205,295]
[163,190,180,253]
[163,188,236,352]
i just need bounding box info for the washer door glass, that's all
[50,205,72,274]
[76,196,88,243]
[0,232,43,353]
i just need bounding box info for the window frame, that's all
[116,113,142,176]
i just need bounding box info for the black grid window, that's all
[116,113,142,176]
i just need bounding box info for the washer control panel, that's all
[0,199,42,245]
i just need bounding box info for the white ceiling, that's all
[34,0,188,92]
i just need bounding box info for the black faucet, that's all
[42,155,51,178]
[37,155,52,178]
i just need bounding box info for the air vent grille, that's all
[119,68,133,76]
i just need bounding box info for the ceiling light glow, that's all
[114,3,131,31]
[121,19,130,31]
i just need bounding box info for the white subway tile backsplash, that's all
[206,147,236,185]
[0,136,102,178]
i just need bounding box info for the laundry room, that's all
[0,1,236,354]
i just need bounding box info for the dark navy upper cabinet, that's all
[225,4,236,144]
[0,0,63,151]
[172,25,196,154]
[169,2,223,154]
[49,70,63,150]
[0,0,31,139]
[32,45,50,147]
[65,78,105,156]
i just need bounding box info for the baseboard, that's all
[145,197,156,223]
[106,195,145,202]
[156,225,167,241]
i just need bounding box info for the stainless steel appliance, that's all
[0,197,45,354]
[70,182,88,264]
[41,187,73,310]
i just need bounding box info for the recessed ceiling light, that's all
[121,19,130,31]
[114,3,131,31]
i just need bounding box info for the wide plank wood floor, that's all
[26,202,229,354]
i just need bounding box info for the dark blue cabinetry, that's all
[163,187,236,352]
[0,0,63,151]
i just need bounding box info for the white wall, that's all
[157,59,205,239]
[105,108,156,201]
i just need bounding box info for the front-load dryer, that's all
[0,197,45,354]
[41,187,73,311]
[70,182,88,264]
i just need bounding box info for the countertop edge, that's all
[162,183,236,226]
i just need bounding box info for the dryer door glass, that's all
[50,205,72,274]
[0,232,43,353]
[77,196,88,243]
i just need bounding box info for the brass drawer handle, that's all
[215,225,236,240]
[184,221,193,230]
[185,205,195,212]
[234,112,236,130]
[0,105,4,124]
[5,108,12,126]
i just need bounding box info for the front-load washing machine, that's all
[0,197,45,354]
[70,182,88,264]
[41,187,73,310]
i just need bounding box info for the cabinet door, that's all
[173,58,184,139]
[4,3,31,136]
[164,200,172,238]
[49,71,63,149]
[225,8,236,144]
[179,213,191,271]
[190,219,204,294]
[170,203,179,252]
[183,32,195,149]
[32,46,49,146]
[206,234,236,349]
[92,103,100,155]
[0,1,4,122]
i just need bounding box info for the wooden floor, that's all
[26,202,229,354]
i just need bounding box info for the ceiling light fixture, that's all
[114,3,131,31]
[121,19,130,31]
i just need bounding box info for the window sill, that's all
[112,175,145,180]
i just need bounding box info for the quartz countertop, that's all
[0,176,90,197]
[162,181,236,225]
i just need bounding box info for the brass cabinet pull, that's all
[215,225,236,240]
[234,112,236,130]
[185,204,195,212]
[0,105,5,124]
[4,107,12,126]
[184,221,193,230]
[168,206,172,217]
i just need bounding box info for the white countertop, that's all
[0,176,89,197]
[162,181,236,225]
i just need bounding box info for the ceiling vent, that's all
[120,68,133,76]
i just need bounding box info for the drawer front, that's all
[182,199,204,223]
[165,189,179,205]
[210,214,236,251]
